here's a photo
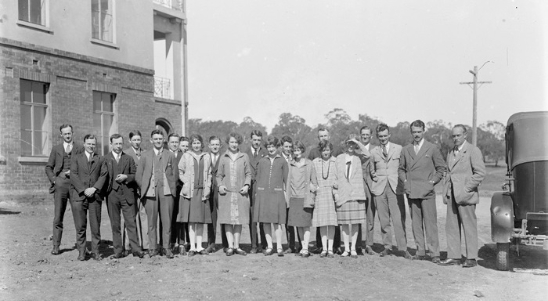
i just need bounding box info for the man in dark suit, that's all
[45,124,84,255]
[104,134,145,259]
[399,120,446,263]
[359,125,376,255]
[206,136,228,253]
[122,130,145,254]
[167,133,182,253]
[308,127,342,254]
[135,130,178,258]
[244,130,268,254]
[440,125,485,268]
[70,134,108,261]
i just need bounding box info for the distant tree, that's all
[235,116,268,145]
[425,120,453,160]
[325,108,352,126]
[389,121,411,147]
[477,125,505,166]
[270,113,312,143]
[187,118,238,146]
[482,121,506,141]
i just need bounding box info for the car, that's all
[490,111,548,271]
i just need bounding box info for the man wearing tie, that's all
[135,130,178,258]
[45,124,84,255]
[69,134,108,261]
[104,134,145,259]
[206,136,228,253]
[369,124,411,259]
[167,133,183,252]
[440,125,485,268]
[399,120,446,263]
[122,130,145,254]
[359,126,376,255]
[244,130,268,254]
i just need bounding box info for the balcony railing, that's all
[154,76,171,99]
[153,0,184,12]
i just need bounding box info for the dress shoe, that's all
[283,247,294,254]
[312,247,323,254]
[235,248,247,256]
[327,251,335,258]
[401,250,414,260]
[379,249,393,257]
[148,250,159,257]
[111,253,125,259]
[164,249,174,259]
[222,248,228,254]
[320,251,327,258]
[77,250,86,261]
[350,250,358,259]
[439,258,461,266]
[199,249,209,256]
[431,256,441,264]
[205,245,216,254]
[226,248,234,256]
[188,250,196,257]
[51,245,60,255]
[249,247,258,254]
[263,248,273,256]
[335,247,343,255]
[132,251,145,258]
[277,248,285,257]
[179,247,187,256]
[364,246,376,255]
[91,253,102,261]
[301,250,311,258]
[462,259,477,268]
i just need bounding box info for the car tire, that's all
[495,242,510,271]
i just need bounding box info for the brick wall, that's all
[0,38,183,204]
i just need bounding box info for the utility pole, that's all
[460,63,492,146]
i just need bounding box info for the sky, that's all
[186,0,548,131]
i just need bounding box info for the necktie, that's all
[453,145,459,154]
[135,149,141,159]
[414,144,419,155]
[115,154,120,163]
[346,161,351,179]
[65,144,72,154]
[382,145,388,158]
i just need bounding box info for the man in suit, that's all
[245,130,268,254]
[281,135,301,254]
[369,124,411,259]
[122,130,145,254]
[176,136,190,253]
[359,126,376,255]
[45,124,84,255]
[135,130,178,258]
[70,134,108,261]
[167,133,183,253]
[206,136,228,253]
[104,134,145,259]
[399,120,446,263]
[308,128,342,254]
[440,125,485,268]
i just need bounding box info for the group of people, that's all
[45,119,486,267]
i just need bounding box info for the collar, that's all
[153,148,163,156]
[132,146,141,153]
[455,141,466,152]
[290,158,308,166]
[251,146,260,153]
[85,151,93,160]
[364,143,370,150]
[63,141,73,148]
[345,153,353,163]
[381,142,390,151]
[111,151,122,159]
[414,139,424,149]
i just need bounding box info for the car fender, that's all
[490,192,514,243]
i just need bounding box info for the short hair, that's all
[150,129,164,137]
[293,141,306,153]
[360,125,371,135]
[209,135,221,143]
[226,132,243,145]
[453,124,468,133]
[189,134,204,146]
[376,123,390,134]
[180,136,189,143]
[109,133,123,143]
[129,130,142,140]
[264,135,280,147]
[167,133,181,142]
[318,127,329,133]
[281,135,293,145]
[410,120,425,131]
[83,134,97,142]
[250,130,263,138]
[318,140,333,153]
[59,124,73,132]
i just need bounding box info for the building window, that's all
[18,0,47,26]
[20,79,50,156]
[93,91,117,155]
[91,0,114,43]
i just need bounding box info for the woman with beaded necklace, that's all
[310,140,339,258]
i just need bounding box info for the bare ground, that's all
[0,196,546,301]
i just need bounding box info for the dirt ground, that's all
[0,196,547,301]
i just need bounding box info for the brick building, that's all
[0,0,188,203]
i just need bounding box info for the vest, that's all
[111,159,123,195]
[62,151,71,172]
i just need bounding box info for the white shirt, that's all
[251,147,260,156]
[381,142,390,152]
[63,141,73,153]
[414,138,424,153]
[211,153,219,165]
[85,151,93,161]
[345,153,353,177]
[454,141,466,154]
[111,151,121,161]
[153,148,163,156]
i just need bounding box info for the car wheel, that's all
[495,242,510,271]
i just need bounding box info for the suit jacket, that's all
[370,143,404,196]
[178,152,212,201]
[105,151,137,204]
[45,142,84,184]
[360,143,374,199]
[124,147,143,169]
[135,148,178,198]
[335,153,367,206]
[399,140,446,199]
[244,146,268,182]
[170,150,183,188]
[70,152,108,201]
[209,152,222,207]
[443,142,486,205]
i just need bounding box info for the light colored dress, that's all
[311,157,338,227]
[216,151,252,225]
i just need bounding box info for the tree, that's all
[270,113,312,143]
[425,120,453,160]
[477,126,505,166]
[235,116,268,145]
